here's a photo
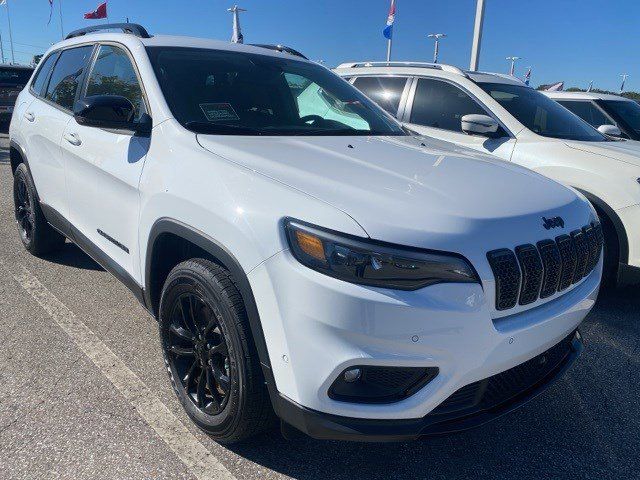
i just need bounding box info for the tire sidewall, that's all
[13,164,36,251]
[159,265,247,436]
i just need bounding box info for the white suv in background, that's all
[543,90,640,141]
[9,26,601,443]
[337,62,640,285]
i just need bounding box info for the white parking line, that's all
[1,261,237,480]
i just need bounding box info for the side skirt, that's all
[40,202,149,311]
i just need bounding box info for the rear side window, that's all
[45,45,94,111]
[557,100,613,129]
[352,76,407,116]
[31,53,58,96]
[85,45,146,120]
[410,78,486,132]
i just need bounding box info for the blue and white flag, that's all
[383,0,396,40]
[524,67,531,86]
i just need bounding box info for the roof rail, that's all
[336,61,466,76]
[250,44,308,60]
[65,23,151,40]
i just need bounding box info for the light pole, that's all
[506,56,521,76]
[228,5,247,44]
[428,33,446,63]
[469,0,486,71]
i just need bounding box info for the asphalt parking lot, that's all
[0,132,638,480]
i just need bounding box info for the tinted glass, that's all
[146,47,405,136]
[557,100,613,129]
[352,76,407,115]
[478,82,606,142]
[45,46,93,110]
[602,100,640,136]
[31,53,58,95]
[410,78,486,132]
[85,45,146,120]
[0,67,33,86]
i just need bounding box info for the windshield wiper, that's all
[185,121,264,135]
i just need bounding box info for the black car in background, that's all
[0,65,34,122]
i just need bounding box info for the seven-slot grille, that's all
[487,222,603,311]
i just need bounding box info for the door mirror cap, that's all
[74,95,151,135]
[597,124,623,137]
[461,114,500,137]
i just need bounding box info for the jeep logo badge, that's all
[542,216,564,230]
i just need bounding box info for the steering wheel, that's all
[300,115,325,125]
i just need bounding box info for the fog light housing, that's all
[329,366,438,404]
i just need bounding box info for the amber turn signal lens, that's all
[295,230,326,262]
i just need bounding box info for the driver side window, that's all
[410,78,487,132]
[84,44,146,121]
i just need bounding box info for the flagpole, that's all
[59,0,65,39]
[5,0,15,64]
[0,31,5,64]
[386,38,392,63]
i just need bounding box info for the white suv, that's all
[9,26,601,443]
[337,62,640,286]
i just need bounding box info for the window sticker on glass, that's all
[200,103,240,122]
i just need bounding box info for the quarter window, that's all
[352,76,407,116]
[410,78,487,132]
[31,53,58,96]
[45,45,94,111]
[85,45,146,120]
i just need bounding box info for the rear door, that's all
[402,77,516,161]
[20,46,94,221]
[62,43,150,283]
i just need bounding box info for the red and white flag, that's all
[84,2,107,19]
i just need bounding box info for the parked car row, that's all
[8,25,612,444]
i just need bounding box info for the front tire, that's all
[159,258,275,443]
[13,163,65,256]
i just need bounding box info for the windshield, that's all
[146,47,405,136]
[477,82,607,142]
[601,100,640,136]
[0,66,33,86]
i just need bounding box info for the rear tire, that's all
[13,163,65,256]
[159,258,275,443]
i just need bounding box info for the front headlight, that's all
[284,219,479,290]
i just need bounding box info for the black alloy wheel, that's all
[14,172,34,245]
[166,292,232,415]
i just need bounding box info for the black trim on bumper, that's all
[274,331,583,442]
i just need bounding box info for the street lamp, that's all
[506,56,521,76]
[428,33,446,64]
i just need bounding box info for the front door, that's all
[402,77,516,162]
[62,44,150,283]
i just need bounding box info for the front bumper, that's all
[249,249,599,434]
[273,330,583,441]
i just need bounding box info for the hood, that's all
[565,139,640,168]
[197,134,593,257]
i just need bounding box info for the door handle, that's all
[63,132,82,146]
[24,112,35,122]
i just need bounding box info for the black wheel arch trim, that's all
[145,218,278,400]
[575,188,628,265]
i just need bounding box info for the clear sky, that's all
[0,0,637,92]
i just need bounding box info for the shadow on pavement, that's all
[40,241,103,272]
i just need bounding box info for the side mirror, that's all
[461,114,500,137]
[74,95,151,135]
[597,124,623,138]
